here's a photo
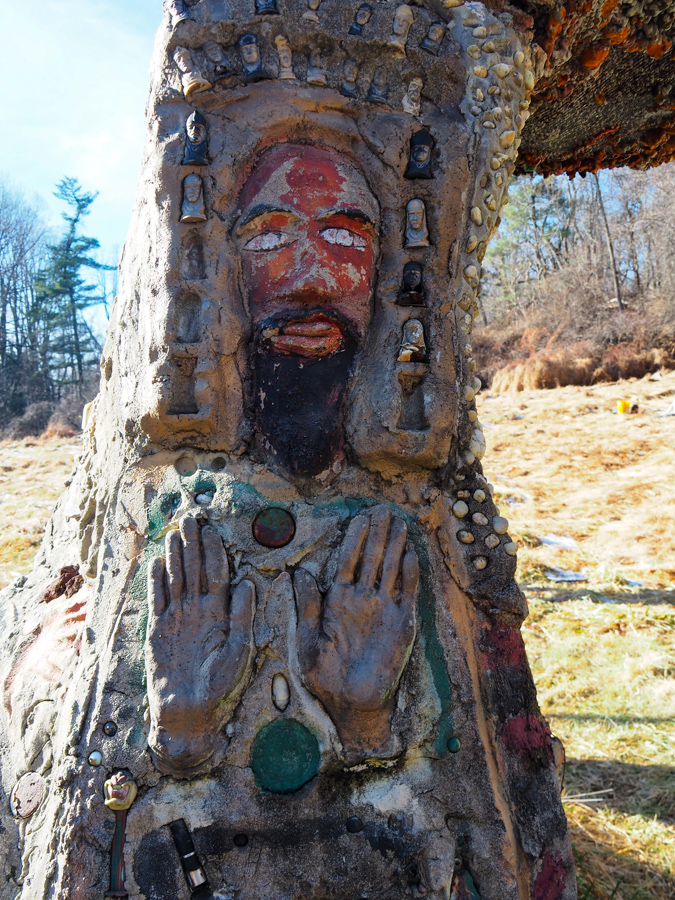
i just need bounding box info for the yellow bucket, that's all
[617,399,631,414]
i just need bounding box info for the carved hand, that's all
[145,516,255,773]
[294,506,418,763]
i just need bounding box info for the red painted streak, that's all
[532,853,568,900]
[501,713,555,766]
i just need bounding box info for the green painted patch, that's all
[251,719,321,794]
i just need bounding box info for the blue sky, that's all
[1,0,160,265]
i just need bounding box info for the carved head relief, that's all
[350,3,373,36]
[184,111,208,166]
[302,0,322,23]
[255,0,279,14]
[275,35,296,79]
[406,129,435,179]
[341,58,359,97]
[165,0,190,28]
[405,199,430,248]
[234,144,379,475]
[421,21,446,55]
[389,5,414,55]
[238,33,269,82]
[402,77,423,116]
[181,175,207,223]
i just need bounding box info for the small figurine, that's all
[164,0,190,29]
[104,771,138,899]
[398,261,426,306]
[173,47,212,99]
[255,0,279,14]
[275,35,297,80]
[341,58,359,98]
[388,4,414,56]
[398,319,427,362]
[238,33,270,83]
[349,3,373,36]
[302,0,322,23]
[420,21,446,55]
[367,66,389,104]
[405,199,430,248]
[203,41,233,82]
[307,48,327,86]
[183,111,209,166]
[181,174,207,223]
[402,77,423,116]
[405,129,435,179]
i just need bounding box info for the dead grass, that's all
[0,435,81,590]
[1,376,675,897]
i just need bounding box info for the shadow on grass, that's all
[565,758,675,823]
[523,586,675,607]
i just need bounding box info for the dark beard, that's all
[251,335,357,477]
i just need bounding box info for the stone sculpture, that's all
[173,46,211,98]
[7,0,671,898]
[164,0,190,29]
[183,110,209,165]
[203,40,232,82]
[275,35,296,80]
[405,198,430,248]
[421,21,446,55]
[349,3,372,37]
[180,173,207,222]
[340,58,359,98]
[406,128,435,179]
[402,76,423,116]
[398,261,426,306]
[302,0,322,24]
[389,4,414,56]
[255,0,279,14]
[238,32,269,82]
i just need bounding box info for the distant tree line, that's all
[0,178,113,432]
[481,163,675,346]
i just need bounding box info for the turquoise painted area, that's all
[251,719,321,793]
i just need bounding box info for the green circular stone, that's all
[448,737,461,754]
[251,719,320,794]
[252,507,296,549]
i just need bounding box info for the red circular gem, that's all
[252,508,296,548]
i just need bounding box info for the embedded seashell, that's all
[464,265,478,283]
[464,343,473,356]
[468,409,478,422]
[463,384,476,402]
[473,489,486,503]
[490,157,501,170]
[504,542,518,556]
[512,71,524,87]
[488,85,500,95]
[524,69,535,90]
[472,376,482,392]
[471,105,482,116]
[457,490,471,499]
[473,556,488,570]
[479,173,489,188]
[499,130,516,148]
[458,295,472,311]
[483,121,496,129]
[466,235,478,252]
[494,172,503,186]
[473,65,488,78]
[457,530,475,544]
[463,450,476,465]
[475,88,484,101]
[483,41,495,52]
[472,512,489,526]
[515,114,523,129]
[453,500,470,518]
[471,206,483,226]
[461,314,473,334]
[492,63,511,78]
[468,45,482,59]
[468,358,477,373]
[442,0,465,7]
[493,107,502,121]
[485,534,500,550]
[469,430,486,460]
[513,50,525,67]
[472,26,487,38]
[493,515,509,534]
[484,194,497,211]
[272,673,291,711]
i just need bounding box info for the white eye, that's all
[321,228,367,250]
[244,232,294,252]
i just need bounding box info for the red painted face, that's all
[235,144,379,357]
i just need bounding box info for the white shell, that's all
[272,674,291,711]
[493,515,509,534]
[453,500,470,519]
[504,542,519,556]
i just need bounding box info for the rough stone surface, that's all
[0,3,577,899]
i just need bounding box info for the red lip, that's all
[267,315,345,358]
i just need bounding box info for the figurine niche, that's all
[275,35,296,80]
[181,174,207,223]
[341,59,359,98]
[349,3,373,37]
[398,320,427,362]
[183,111,208,166]
[398,262,426,306]
[405,199,430,248]
[367,67,389,104]
[402,77,423,116]
[388,5,414,56]
[173,47,212,99]
[164,0,190,29]
[255,0,279,14]
[238,33,270,83]
[307,48,327,86]
[302,0,322,23]
[405,129,435,179]
[420,21,446,55]
[203,41,232,82]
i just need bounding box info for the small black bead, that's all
[233,833,249,847]
[103,721,118,737]
[346,816,364,834]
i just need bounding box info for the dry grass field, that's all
[1,370,674,899]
